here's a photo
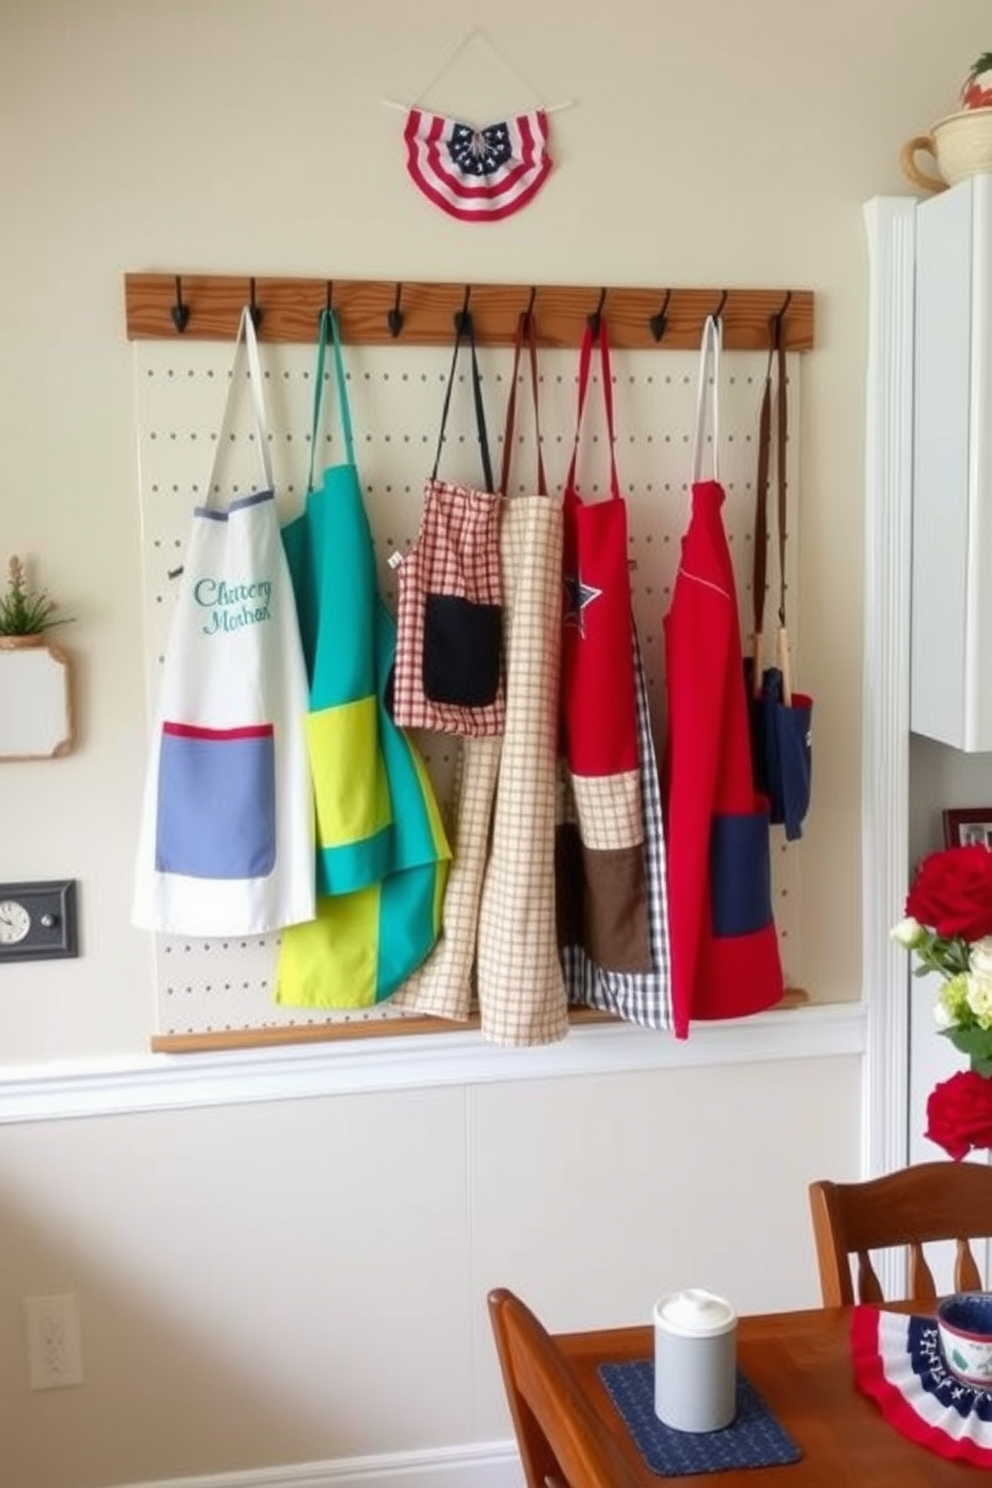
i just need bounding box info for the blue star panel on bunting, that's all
[448,121,513,176]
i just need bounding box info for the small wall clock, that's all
[0,880,78,961]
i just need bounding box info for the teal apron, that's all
[276,309,450,1008]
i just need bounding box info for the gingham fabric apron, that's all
[132,308,315,937]
[274,310,450,1009]
[394,313,568,1045]
[389,309,505,736]
[561,626,674,1030]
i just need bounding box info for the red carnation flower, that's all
[905,844,992,941]
[925,1069,992,1161]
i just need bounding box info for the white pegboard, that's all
[132,337,803,1038]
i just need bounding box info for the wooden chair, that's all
[488,1287,642,1488]
[808,1161,992,1306]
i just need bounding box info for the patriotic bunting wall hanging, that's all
[387,27,564,224]
[403,108,552,223]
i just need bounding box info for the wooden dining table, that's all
[554,1303,983,1484]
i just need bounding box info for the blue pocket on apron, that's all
[709,806,773,937]
[155,722,276,879]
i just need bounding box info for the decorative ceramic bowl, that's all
[901,107,992,194]
[937,1292,992,1387]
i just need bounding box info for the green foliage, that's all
[0,556,72,635]
[944,1025,992,1078]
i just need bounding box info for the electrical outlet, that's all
[24,1293,83,1389]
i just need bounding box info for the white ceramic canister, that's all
[653,1288,738,1432]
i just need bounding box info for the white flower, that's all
[933,997,958,1030]
[891,917,925,949]
[966,970,992,1030]
[971,937,992,976]
[937,974,970,1028]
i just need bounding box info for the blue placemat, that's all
[599,1361,802,1477]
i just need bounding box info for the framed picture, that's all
[943,807,992,849]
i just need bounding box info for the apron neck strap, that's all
[206,306,273,503]
[501,310,548,496]
[432,310,494,493]
[691,313,722,484]
[565,320,620,499]
[307,308,356,494]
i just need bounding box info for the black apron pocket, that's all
[422,592,502,706]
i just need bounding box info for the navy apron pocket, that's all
[709,806,773,937]
[155,721,276,879]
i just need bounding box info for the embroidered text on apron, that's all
[132,307,315,937]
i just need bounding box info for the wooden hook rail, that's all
[124,274,815,352]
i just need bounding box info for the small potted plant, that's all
[0,556,73,649]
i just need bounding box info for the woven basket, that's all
[900,107,992,193]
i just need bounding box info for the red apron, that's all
[556,320,650,974]
[662,315,784,1037]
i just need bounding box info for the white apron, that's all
[132,309,315,936]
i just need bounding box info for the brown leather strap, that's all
[774,319,788,630]
[751,310,790,673]
[751,345,773,650]
[501,309,548,497]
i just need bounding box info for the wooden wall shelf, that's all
[124,274,815,352]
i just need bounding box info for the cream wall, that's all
[5,0,981,1059]
[0,3,982,1486]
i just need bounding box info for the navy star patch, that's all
[563,571,602,635]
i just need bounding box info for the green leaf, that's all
[942,1026,992,1064]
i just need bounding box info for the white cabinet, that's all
[912,174,992,751]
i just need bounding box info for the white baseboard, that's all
[120,1441,522,1488]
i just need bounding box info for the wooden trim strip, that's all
[125,275,815,352]
[149,990,809,1054]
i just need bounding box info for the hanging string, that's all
[380,27,573,116]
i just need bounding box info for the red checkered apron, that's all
[389,308,505,737]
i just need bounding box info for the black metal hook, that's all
[713,289,729,324]
[387,282,404,338]
[454,284,472,337]
[317,282,334,332]
[587,287,607,340]
[770,289,792,347]
[524,285,537,331]
[248,278,262,331]
[171,275,190,334]
[649,288,673,344]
